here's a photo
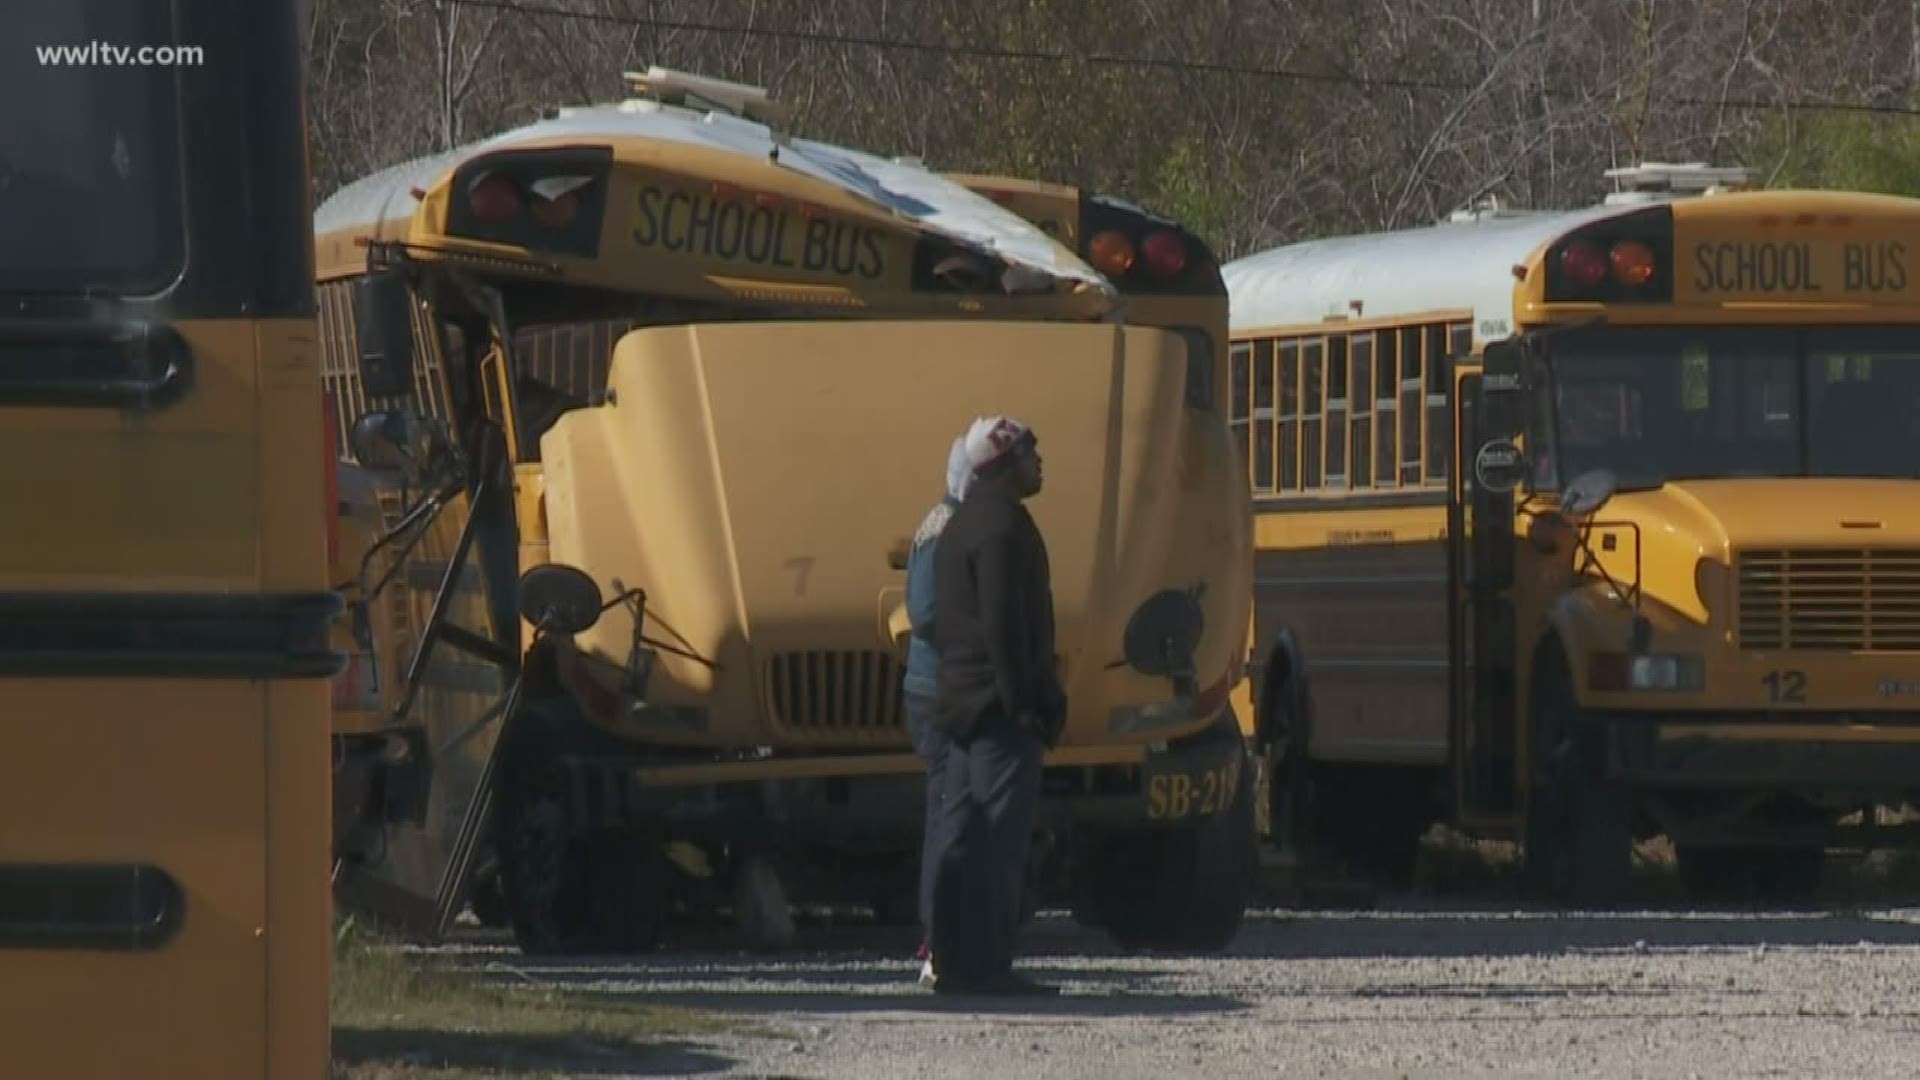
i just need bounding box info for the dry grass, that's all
[330,917,732,1080]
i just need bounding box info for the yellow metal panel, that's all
[266,680,332,1080]
[0,680,267,1078]
[0,319,264,590]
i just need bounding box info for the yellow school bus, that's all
[319,68,1254,953]
[942,172,1258,924]
[0,2,337,1077]
[1226,163,1920,901]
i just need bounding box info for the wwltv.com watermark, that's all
[37,42,205,66]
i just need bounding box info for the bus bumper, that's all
[1614,718,1920,790]
[1040,709,1248,831]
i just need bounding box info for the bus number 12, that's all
[1762,669,1807,704]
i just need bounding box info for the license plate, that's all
[1144,756,1240,821]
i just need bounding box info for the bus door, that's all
[331,265,517,939]
[0,3,336,1077]
[1446,341,1530,826]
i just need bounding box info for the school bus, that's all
[940,171,1260,924]
[0,2,337,1077]
[1225,163,1920,901]
[318,68,1255,953]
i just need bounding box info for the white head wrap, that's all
[945,435,972,502]
[963,415,1033,475]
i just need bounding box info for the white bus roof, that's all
[1222,203,1632,339]
[313,101,1113,297]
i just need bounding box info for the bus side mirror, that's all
[349,409,423,473]
[348,408,450,485]
[353,267,418,399]
[518,564,604,635]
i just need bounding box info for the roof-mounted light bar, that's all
[1603,161,1754,205]
[623,66,785,124]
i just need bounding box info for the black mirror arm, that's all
[391,444,498,726]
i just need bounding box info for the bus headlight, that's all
[1590,651,1705,692]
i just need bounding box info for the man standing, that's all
[901,434,972,988]
[929,415,1064,996]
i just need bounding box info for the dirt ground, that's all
[389,894,1920,1080]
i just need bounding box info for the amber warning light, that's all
[1559,239,1657,288]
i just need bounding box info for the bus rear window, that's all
[0,3,182,294]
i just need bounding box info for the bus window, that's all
[1399,328,1422,485]
[1425,326,1454,482]
[1279,341,1300,490]
[1326,334,1349,488]
[1254,339,1275,416]
[1805,332,1920,477]
[1303,338,1324,488]
[1350,333,1374,489]
[1546,327,1801,486]
[1253,339,1276,491]
[1230,341,1251,477]
[1375,331,1398,487]
[0,6,180,294]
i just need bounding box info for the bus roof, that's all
[313,100,1113,298]
[1223,203,1631,336]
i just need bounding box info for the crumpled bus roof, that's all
[1223,204,1628,337]
[313,101,1114,298]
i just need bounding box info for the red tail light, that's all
[1141,229,1188,276]
[1088,229,1136,276]
[467,174,522,222]
[1559,242,1608,287]
[1610,240,1656,285]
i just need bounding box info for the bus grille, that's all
[1737,548,1920,651]
[765,651,906,734]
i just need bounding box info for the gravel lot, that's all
[437,896,1920,1080]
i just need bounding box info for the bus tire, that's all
[1523,647,1632,905]
[465,862,510,928]
[1263,665,1426,893]
[1093,747,1256,953]
[495,701,670,955]
[1260,670,1317,872]
[1676,844,1825,902]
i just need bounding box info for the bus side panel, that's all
[0,680,267,1078]
[255,320,330,591]
[0,321,265,593]
[1255,504,1450,764]
[267,677,333,1080]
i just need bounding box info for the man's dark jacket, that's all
[931,484,1066,744]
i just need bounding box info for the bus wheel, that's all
[465,862,510,928]
[1093,749,1256,952]
[1676,844,1825,902]
[1261,680,1316,871]
[498,759,669,955]
[1264,676,1425,893]
[1523,649,1632,904]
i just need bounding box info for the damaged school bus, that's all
[318,68,1254,953]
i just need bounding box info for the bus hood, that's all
[1575,478,1920,629]
[538,319,1249,749]
[1606,478,1920,555]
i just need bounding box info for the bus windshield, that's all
[0,3,182,293]
[1539,326,1920,488]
